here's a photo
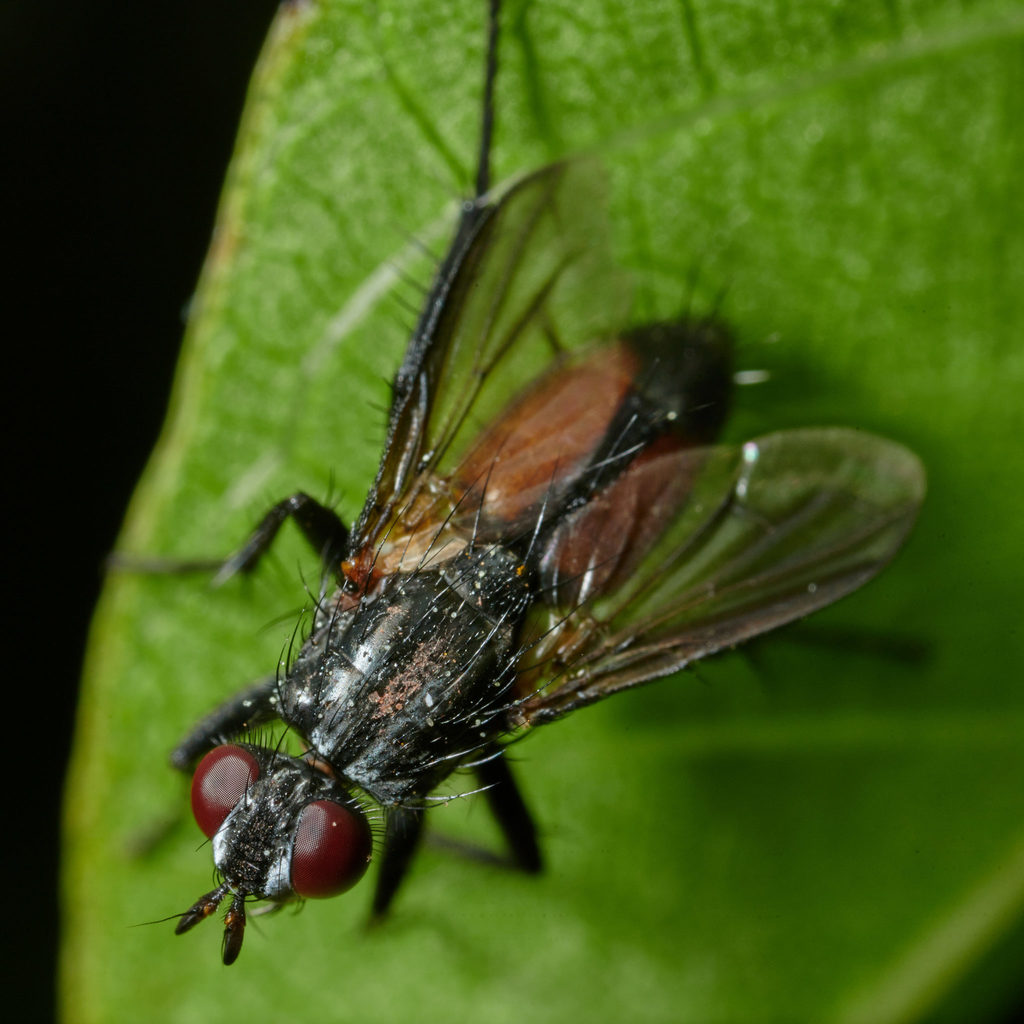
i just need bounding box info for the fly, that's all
[162,0,925,964]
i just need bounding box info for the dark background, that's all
[3,1,279,1017]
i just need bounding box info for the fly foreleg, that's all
[169,675,281,770]
[370,805,425,921]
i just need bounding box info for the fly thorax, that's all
[283,545,531,801]
[439,545,531,629]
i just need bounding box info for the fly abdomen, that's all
[619,317,733,448]
[448,317,733,546]
[283,545,531,803]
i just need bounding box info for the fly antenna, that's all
[475,0,501,199]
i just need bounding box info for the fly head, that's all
[177,743,372,963]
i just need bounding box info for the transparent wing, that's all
[516,428,926,725]
[351,161,630,554]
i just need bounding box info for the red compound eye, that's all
[190,745,260,838]
[291,800,372,899]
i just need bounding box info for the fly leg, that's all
[476,746,542,872]
[124,677,283,857]
[212,492,349,584]
[169,675,281,770]
[109,492,348,583]
[418,749,543,874]
[370,805,425,921]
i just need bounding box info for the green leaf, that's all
[64,1,1024,1021]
